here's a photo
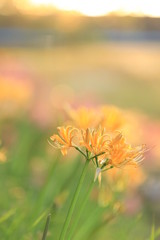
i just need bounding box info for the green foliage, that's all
[0,118,151,239]
[1,43,159,239]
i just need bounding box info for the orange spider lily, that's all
[66,106,100,129]
[50,126,78,156]
[80,127,110,161]
[108,132,147,168]
[100,106,125,131]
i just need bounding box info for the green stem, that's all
[95,156,98,167]
[67,179,94,240]
[42,213,51,240]
[102,166,114,172]
[89,152,105,160]
[59,159,89,240]
[74,147,87,158]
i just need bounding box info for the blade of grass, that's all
[42,213,52,240]
[150,223,155,240]
[0,209,16,224]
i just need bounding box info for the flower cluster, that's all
[50,125,147,183]
[66,105,125,131]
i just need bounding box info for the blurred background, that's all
[0,0,160,239]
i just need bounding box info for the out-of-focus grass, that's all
[0,42,160,239]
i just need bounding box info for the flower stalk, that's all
[67,179,95,240]
[59,158,90,240]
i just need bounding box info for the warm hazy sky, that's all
[28,0,160,17]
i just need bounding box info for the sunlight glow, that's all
[29,0,160,17]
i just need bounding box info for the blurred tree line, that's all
[0,0,160,32]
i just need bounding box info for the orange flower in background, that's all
[97,161,146,206]
[0,77,32,106]
[66,105,100,129]
[0,149,6,163]
[50,126,78,156]
[100,105,125,131]
[106,165,145,191]
[123,165,145,188]
[0,77,33,120]
[0,140,6,163]
[107,132,146,168]
[66,104,126,132]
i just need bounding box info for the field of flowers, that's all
[0,42,160,240]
